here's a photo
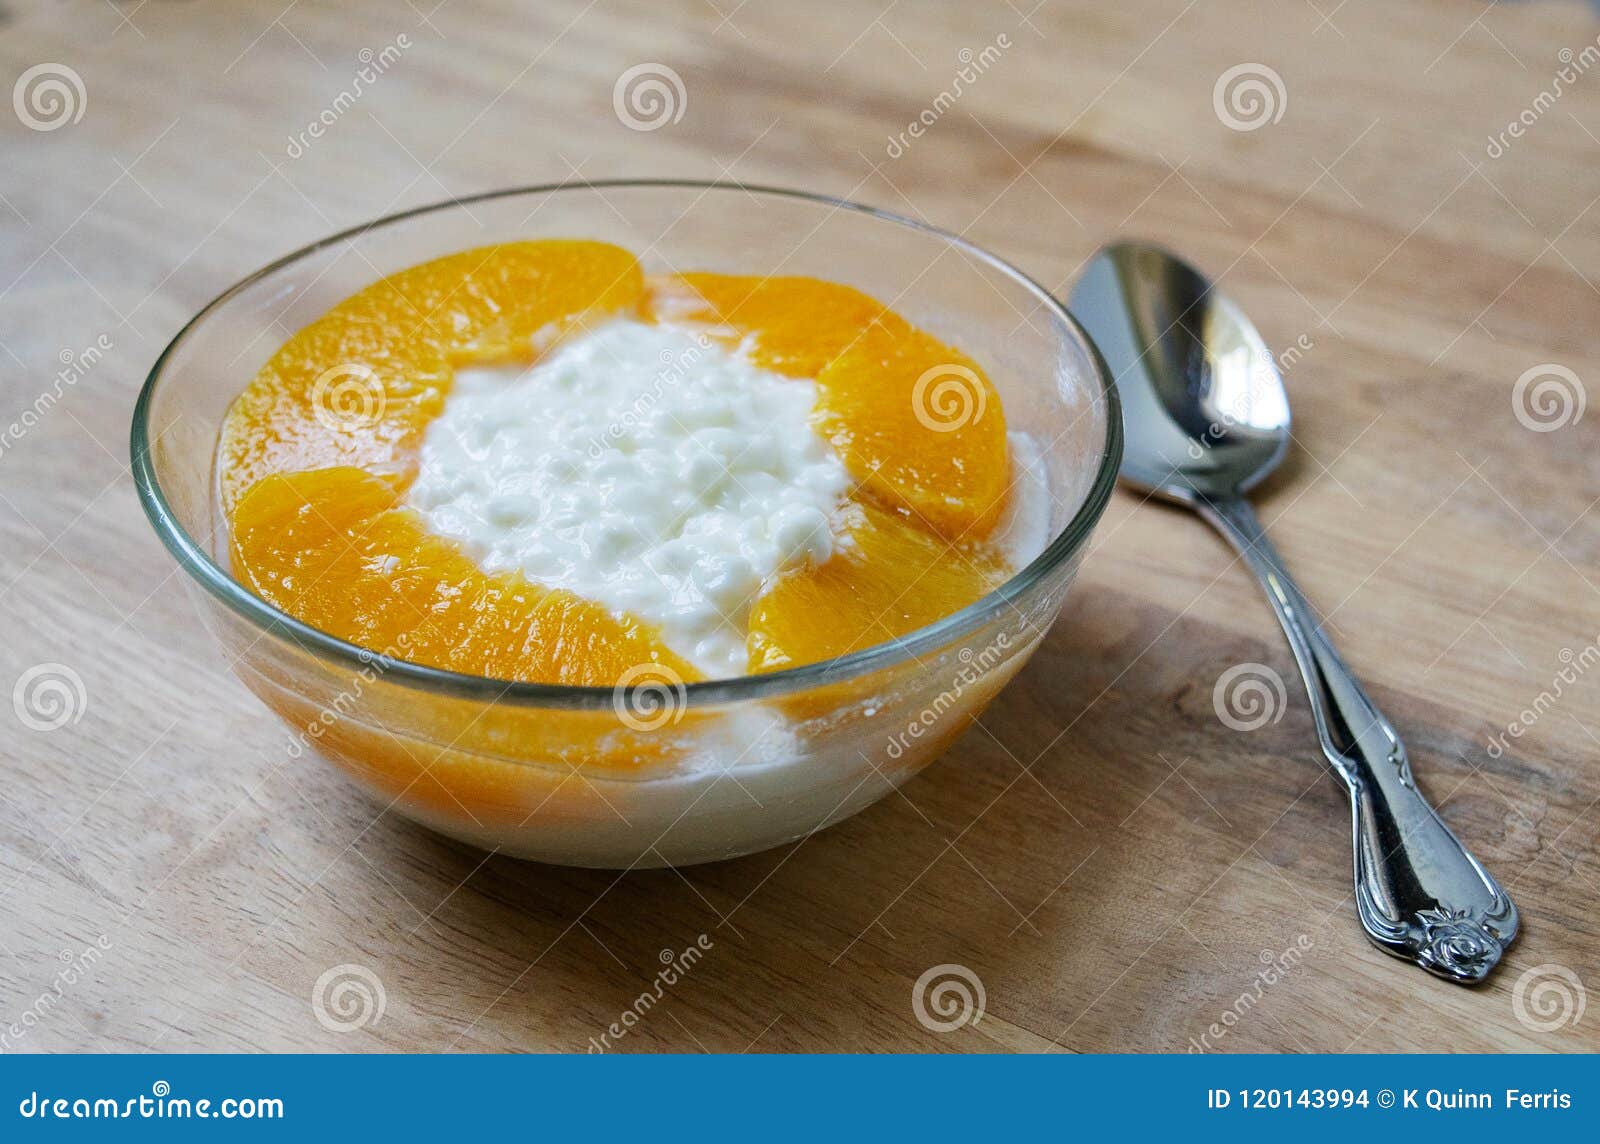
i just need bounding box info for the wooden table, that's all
[3,0,1597,1053]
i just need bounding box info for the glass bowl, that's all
[131,181,1121,868]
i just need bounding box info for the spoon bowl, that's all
[1071,242,1290,502]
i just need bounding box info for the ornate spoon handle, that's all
[1196,493,1518,983]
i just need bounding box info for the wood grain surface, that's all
[2,0,1598,1053]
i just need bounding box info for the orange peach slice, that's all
[230,466,699,687]
[219,240,644,510]
[747,498,1007,672]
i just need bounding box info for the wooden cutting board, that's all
[2,0,1596,1052]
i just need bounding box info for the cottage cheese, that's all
[407,320,852,677]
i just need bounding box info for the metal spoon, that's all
[1069,241,1518,984]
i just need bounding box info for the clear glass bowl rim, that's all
[130,179,1123,709]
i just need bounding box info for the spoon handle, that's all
[1195,493,1518,983]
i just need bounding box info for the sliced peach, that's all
[814,324,1010,541]
[229,467,699,688]
[644,273,909,378]
[219,240,644,510]
[746,499,1007,672]
[646,273,1011,540]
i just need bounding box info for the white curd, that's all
[408,320,852,677]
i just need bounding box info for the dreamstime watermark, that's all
[612,662,689,732]
[1512,963,1586,1032]
[18,1082,284,1121]
[1277,332,1314,372]
[612,63,686,131]
[587,935,713,1051]
[912,963,985,1033]
[12,663,87,732]
[285,35,412,159]
[1486,40,1600,158]
[1186,334,1310,460]
[0,334,113,461]
[885,34,1012,158]
[284,637,411,760]
[1187,934,1314,1052]
[911,363,989,433]
[1212,662,1287,732]
[309,362,387,433]
[585,333,713,458]
[1511,363,1585,433]
[1486,636,1600,759]
[1213,63,1286,132]
[13,63,86,131]
[0,935,113,1052]
[885,631,1013,760]
[311,964,386,1033]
